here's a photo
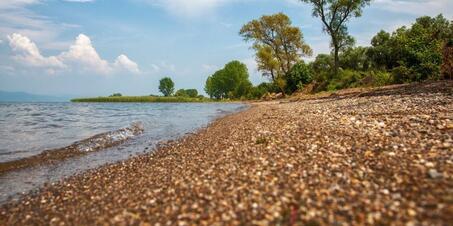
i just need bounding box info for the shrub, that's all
[371,71,393,86]
[391,66,415,84]
[327,70,364,91]
[285,61,313,94]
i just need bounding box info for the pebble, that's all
[0,81,451,226]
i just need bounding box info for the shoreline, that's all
[1,81,452,225]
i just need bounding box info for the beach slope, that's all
[1,81,452,225]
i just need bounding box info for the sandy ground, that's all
[1,81,452,225]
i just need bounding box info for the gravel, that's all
[1,81,452,225]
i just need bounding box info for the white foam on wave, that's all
[73,122,144,152]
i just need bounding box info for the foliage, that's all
[327,69,364,91]
[158,77,175,97]
[109,93,122,97]
[369,71,393,87]
[368,14,452,82]
[339,46,371,71]
[240,12,312,94]
[204,60,252,99]
[285,61,313,93]
[366,30,395,70]
[300,0,371,75]
[175,89,198,98]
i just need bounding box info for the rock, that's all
[428,169,442,179]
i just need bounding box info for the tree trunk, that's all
[333,45,339,78]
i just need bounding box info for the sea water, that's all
[0,102,246,203]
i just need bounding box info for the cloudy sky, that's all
[0,0,452,97]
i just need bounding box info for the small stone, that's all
[407,209,417,217]
[428,169,442,179]
[425,162,435,168]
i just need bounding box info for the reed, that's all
[71,96,212,103]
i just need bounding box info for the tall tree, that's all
[300,0,371,76]
[158,77,175,97]
[240,13,312,94]
[368,14,452,82]
[204,60,252,99]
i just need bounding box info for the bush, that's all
[391,66,415,84]
[327,70,364,91]
[285,61,313,94]
[175,89,188,97]
[370,71,393,86]
[175,89,199,98]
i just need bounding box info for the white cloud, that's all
[114,54,140,74]
[143,0,235,17]
[7,33,66,69]
[7,33,140,75]
[59,34,111,74]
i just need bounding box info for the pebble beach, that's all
[1,81,452,225]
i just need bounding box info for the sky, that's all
[0,0,452,97]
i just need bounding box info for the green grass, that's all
[71,96,212,103]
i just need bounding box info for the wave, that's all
[0,122,144,174]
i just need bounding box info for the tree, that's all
[286,61,313,93]
[158,77,175,97]
[300,0,371,76]
[240,13,312,94]
[185,89,198,98]
[204,60,252,99]
[109,93,122,97]
[175,89,198,98]
[339,46,370,71]
[175,89,187,97]
[367,14,452,82]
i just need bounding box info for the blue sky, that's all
[0,0,452,97]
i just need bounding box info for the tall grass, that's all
[71,96,212,103]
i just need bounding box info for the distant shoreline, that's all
[71,96,212,103]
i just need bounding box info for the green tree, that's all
[339,46,370,71]
[185,89,198,98]
[158,77,175,97]
[366,30,395,70]
[300,0,371,76]
[204,60,252,99]
[175,89,198,98]
[175,89,187,97]
[368,14,452,82]
[285,61,313,93]
[240,13,312,94]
